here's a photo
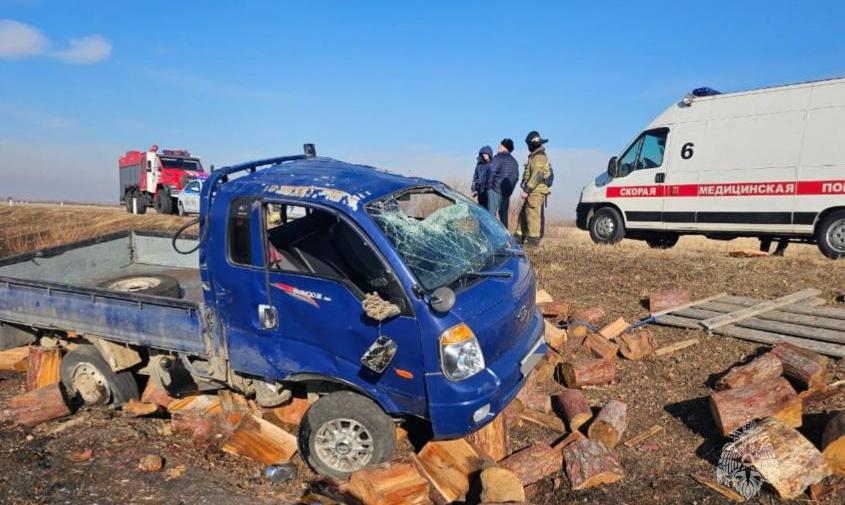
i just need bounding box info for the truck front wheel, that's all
[299,391,395,479]
[589,207,625,245]
[154,191,173,214]
[60,345,139,407]
[817,210,845,259]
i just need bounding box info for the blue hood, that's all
[478,145,493,162]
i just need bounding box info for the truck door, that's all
[604,128,669,229]
[224,200,426,416]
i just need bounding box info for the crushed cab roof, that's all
[217,156,438,212]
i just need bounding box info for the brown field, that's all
[0,205,843,504]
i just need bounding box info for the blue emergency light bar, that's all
[692,87,721,97]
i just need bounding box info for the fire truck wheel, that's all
[299,391,395,479]
[155,191,173,214]
[817,209,845,259]
[61,344,139,407]
[589,206,625,245]
[125,191,147,214]
[98,274,182,298]
[177,202,185,216]
[644,232,679,249]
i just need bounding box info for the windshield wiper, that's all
[456,269,513,282]
[494,247,525,258]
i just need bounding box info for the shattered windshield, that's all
[367,186,511,290]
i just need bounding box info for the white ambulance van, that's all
[576,77,845,258]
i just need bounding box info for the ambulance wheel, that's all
[299,391,395,479]
[645,233,679,249]
[177,202,186,216]
[817,210,845,259]
[589,207,625,245]
[154,191,173,214]
[60,345,139,407]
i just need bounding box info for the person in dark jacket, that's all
[471,145,493,208]
[485,138,519,227]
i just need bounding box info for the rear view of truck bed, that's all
[0,231,207,355]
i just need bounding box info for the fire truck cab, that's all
[119,145,207,214]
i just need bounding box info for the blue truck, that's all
[0,146,546,478]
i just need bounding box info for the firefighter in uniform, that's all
[518,130,551,247]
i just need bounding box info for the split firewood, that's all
[535,289,554,304]
[543,320,567,353]
[25,347,61,391]
[167,394,223,415]
[582,334,618,361]
[468,414,510,462]
[588,400,628,449]
[0,382,71,427]
[562,438,625,490]
[0,346,29,371]
[538,301,570,319]
[221,412,298,465]
[348,460,431,505]
[709,376,800,436]
[499,443,562,486]
[597,318,628,340]
[653,338,699,357]
[571,307,605,324]
[716,352,783,390]
[171,410,238,445]
[479,466,526,504]
[558,358,615,388]
[648,289,691,314]
[770,341,830,389]
[271,396,309,426]
[553,430,586,451]
[520,409,566,433]
[502,398,525,429]
[624,425,663,448]
[516,370,552,414]
[554,388,592,431]
[412,439,483,505]
[534,350,563,385]
[689,473,743,502]
[730,417,830,499]
[140,377,176,409]
[617,330,658,360]
[822,410,845,476]
[122,399,159,417]
[800,379,845,407]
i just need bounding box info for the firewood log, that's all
[519,409,566,433]
[582,334,618,361]
[558,358,615,388]
[25,347,61,391]
[543,320,567,353]
[1,382,71,427]
[502,398,525,429]
[499,444,562,486]
[468,414,510,462]
[348,460,431,505]
[587,399,627,449]
[412,439,483,505]
[0,346,29,372]
[617,330,658,360]
[516,370,552,414]
[597,318,628,340]
[221,413,298,465]
[554,388,591,431]
[709,377,799,436]
[553,430,586,451]
[534,350,563,385]
[271,396,309,426]
[140,377,176,409]
[770,341,829,389]
[538,301,570,319]
[122,399,159,417]
[562,438,625,490]
[822,410,845,476]
[479,467,526,504]
[716,352,783,390]
[730,417,830,499]
[648,288,691,314]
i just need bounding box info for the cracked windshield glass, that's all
[368,187,511,290]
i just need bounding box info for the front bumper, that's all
[425,311,546,439]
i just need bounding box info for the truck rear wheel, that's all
[299,391,395,479]
[98,274,182,298]
[60,345,139,407]
[125,190,147,215]
[589,207,625,245]
[645,232,679,249]
[817,210,845,259]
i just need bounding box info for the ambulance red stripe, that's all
[606,179,845,198]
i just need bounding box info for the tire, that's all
[97,274,181,298]
[177,202,186,216]
[645,233,679,249]
[817,210,845,259]
[60,344,139,407]
[588,206,625,245]
[154,190,173,214]
[125,190,147,215]
[299,391,395,479]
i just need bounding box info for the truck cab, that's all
[119,145,207,215]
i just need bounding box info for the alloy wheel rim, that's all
[314,418,374,473]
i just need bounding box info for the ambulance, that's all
[576,77,845,258]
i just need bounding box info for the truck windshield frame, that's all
[160,157,202,171]
[366,185,511,291]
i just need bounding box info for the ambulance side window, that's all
[618,137,643,177]
[636,129,669,170]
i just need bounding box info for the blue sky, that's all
[1,0,844,216]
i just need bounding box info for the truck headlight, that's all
[439,323,485,381]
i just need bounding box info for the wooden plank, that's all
[720,295,845,319]
[674,307,845,345]
[699,289,821,330]
[650,292,728,317]
[696,301,845,333]
[653,338,699,356]
[655,314,845,358]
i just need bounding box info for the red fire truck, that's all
[119,145,207,214]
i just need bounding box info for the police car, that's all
[576,77,845,258]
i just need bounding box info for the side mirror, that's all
[607,156,620,178]
[430,286,456,314]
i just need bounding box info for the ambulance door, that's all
[661,123,702,230]
[604,129,668,230]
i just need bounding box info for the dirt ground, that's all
[1,206,844,504]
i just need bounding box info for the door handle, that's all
[655,173,665,183]
[258,304,277,329]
